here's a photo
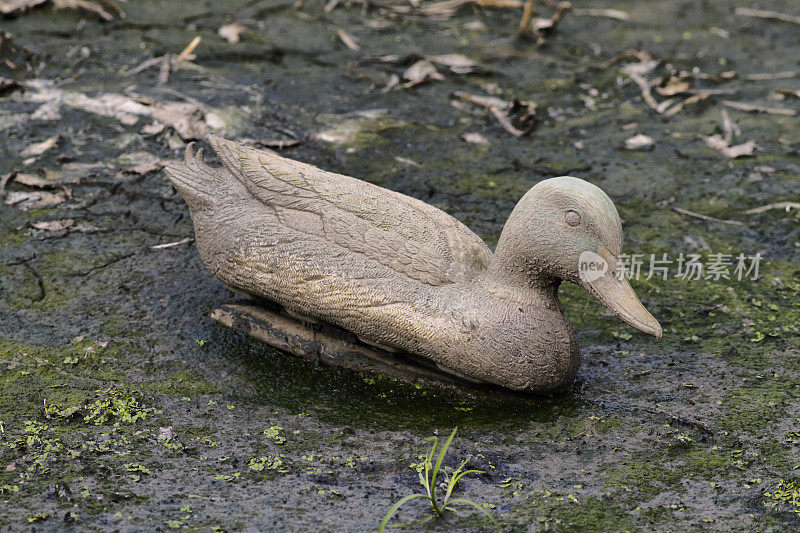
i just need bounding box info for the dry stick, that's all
[569,417,604,440]
[722,100,797,116]
[745,202,800,215]
[335,28,360,51]
[517,0,535,36]
[454,91,528,136]
[673,207,745,226]
[743,71,797,81]
[720,108,738,144]
[175,36,202,63]
[724,100,793,114]
[571,7,628,20]
[151,237,194,250]
[627,72,672,113]
[735,7,800,26]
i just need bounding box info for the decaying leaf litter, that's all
[1,0,800,530]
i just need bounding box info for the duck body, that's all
[166,135,659,392]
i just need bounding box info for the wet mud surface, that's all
[1,0,799,530]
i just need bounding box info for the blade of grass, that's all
[447,498,501,532]
[379,493,429,532]
[430,427,458,514]
[443,466,484,506]
[386,514,435,528]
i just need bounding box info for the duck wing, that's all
[208,134,490,286]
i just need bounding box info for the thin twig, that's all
[745,202,800,215]
[569,417,604,440]
[673,207,745,226]
[735,7,800,26]
[150,237,194,249]
[517,0,534,36]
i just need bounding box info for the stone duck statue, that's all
[165,135,661,392]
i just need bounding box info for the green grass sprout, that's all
[380,427,500,532]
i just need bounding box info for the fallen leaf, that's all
[52,0,125,21]
[709,27,729,38]
[0,0,48,16]
[461,132,489,145]
[5,190,67,210]
[44,162,102,183]
[624,133,654,150]
[335,28,360,51]
[655,73,692,96]
[529,1,571,37]
[774,89,800,100]
[118,151,162,175]
[402,60,444,87]
[20,82,229,141]
[218,22,246,44]
[463,20,487,31]
[427,53,478,73]
[453,91,538,136]
[32,219,74,231]
[381,73,400,93]
[20,135,58,158]
[394,156,420,166]
[10,173,58,188]
[704,135,757,158]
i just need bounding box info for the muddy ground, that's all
[1,0,799,530]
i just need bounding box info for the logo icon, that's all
[578,251,608,283]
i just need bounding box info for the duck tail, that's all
[164,142,220,207]
[207,133,249,183]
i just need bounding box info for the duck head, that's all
[488,176,662,338]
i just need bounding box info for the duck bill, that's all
[579,249,663,338]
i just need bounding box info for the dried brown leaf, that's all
[52,0,122,21]
[427,54,477,73]
[218,22,246,44]
[20,135,58,158]
[704,135,756,158]
[453,91,537,136]
[32,219,74,231]
[5,190,67,210]
[118,151,163,175]
[402,60,444,87]
[655,73,692,96]
[461,132,489,145]
[0,0,48,16]
[773,89,800,100]
[624,134,654,150]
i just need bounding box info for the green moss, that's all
[146,371,221,397]
[606,461,683,500]
[510,490,637,531]
[677,447,733,479]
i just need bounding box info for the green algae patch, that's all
[606,461,683,501]
[510,490,637,531]
[146,370,222,398]
[765,479,800,517]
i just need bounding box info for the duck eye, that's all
[565,210,581,227]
